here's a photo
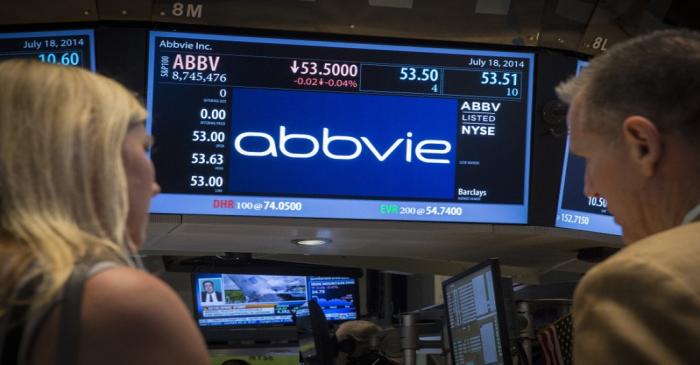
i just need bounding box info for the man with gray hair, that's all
[557,29,700,364]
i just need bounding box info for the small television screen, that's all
[443,259,511,365]
[193,273,358,327]
[555,61,621,235]
[0,29,95,70]
[147,31,534,224]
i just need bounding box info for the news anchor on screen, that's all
[200,280,224,304]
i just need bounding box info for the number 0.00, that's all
[200,108,227,120]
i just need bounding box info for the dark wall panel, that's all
[528,50,580,226]
[0,0,97,24]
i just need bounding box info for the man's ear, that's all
[621,116,661,177]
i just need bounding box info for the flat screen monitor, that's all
[0,29,95,70]
[443,259,511,365]
[296,298,336,365]
[555,61,621,235]
[192,273,358,328]
[146,31,534,224]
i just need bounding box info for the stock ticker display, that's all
[147,31,534,223]
[0,29,95,70]
[555,61,621,235]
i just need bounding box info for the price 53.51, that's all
[480,72,518,86]
[191,153,224,165]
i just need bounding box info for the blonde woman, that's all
[0,59,209,365]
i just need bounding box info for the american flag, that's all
[538,313,573,365]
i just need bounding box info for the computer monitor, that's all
[555,60,621,235]
[146,30,534,224]
[192,273,358,328]
[443,259,511,365]
[296,298,336,365]
[0,29,95,70]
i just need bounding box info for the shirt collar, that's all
[682,203,700,225]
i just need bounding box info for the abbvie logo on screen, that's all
[233,126,452,164]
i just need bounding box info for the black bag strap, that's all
[0,278,34,365]
[56,264,90,365]
[0,305,13,363]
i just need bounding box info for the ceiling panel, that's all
[0,0,97,24]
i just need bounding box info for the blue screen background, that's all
[229,88,458,200]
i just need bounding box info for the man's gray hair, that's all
[556,29,700,147]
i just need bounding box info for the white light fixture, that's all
[292,238,331,246]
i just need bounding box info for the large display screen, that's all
[0,29,95,70]
[555,61,621,235]
[193,273,357,327]
[443,259,511,365]
[147,31,534,223]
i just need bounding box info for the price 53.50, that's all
[400,67,439,82]
[191,153,224,165]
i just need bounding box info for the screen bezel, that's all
[442,258,512,365]
[190,271,360,330]
[146,29,535,224]
[554,60,621,236]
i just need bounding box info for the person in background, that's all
[0,59,210,365]
[556,29,700,364]
[201,280,224,303]
[335,320,401,365]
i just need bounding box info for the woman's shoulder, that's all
[86,266,173,301]
[82,266,190,330]
[76,267,210,365]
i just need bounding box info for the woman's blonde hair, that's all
[0,59,147,313]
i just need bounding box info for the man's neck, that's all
[631,181,700,243]
[661,139,700,226]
